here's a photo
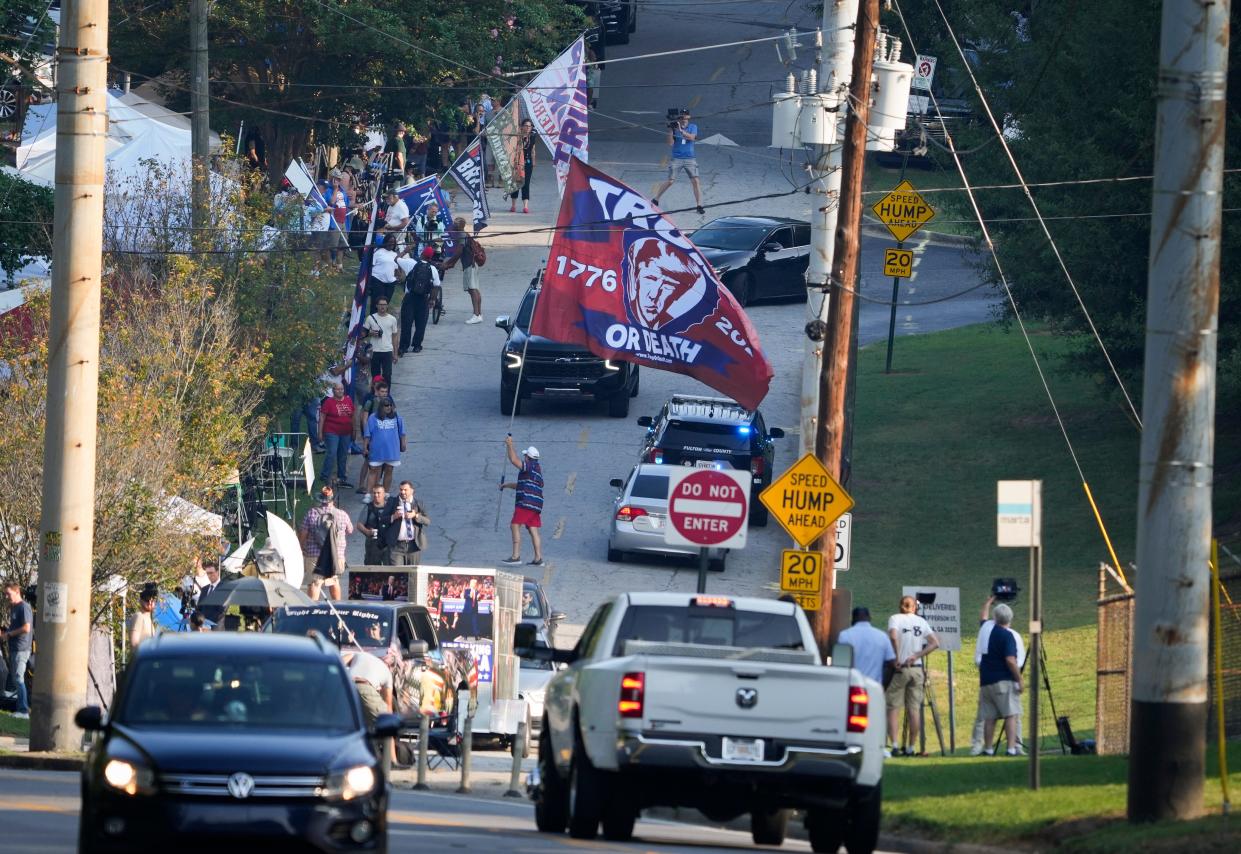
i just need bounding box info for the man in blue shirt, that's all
[976,603,1024,756]
[3,582,33,718]
[651,109,705,215]
[837,606,895,687]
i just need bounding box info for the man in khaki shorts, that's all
[976,603,1025,755]
[885,595,939,756]
[343,646,396,764]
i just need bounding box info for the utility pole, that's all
[1128,0,1229,823]
[798,0,858,458]
[29,0,109,752]
[811,0,878,648]
[190,0,210,235]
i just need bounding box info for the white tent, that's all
[15,91,196,188]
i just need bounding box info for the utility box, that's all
[867,60,914,152]
[771,91,803,149]
[798,92,840,147]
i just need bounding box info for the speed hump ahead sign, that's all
[872,180,935,242]
[759,453,854,547]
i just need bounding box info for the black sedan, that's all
[691,216,811,306]
[76,632,398,853]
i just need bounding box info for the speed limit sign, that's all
[884,248,914,278]
[834,513,852,571]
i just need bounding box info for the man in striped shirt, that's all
[501,436,544,566]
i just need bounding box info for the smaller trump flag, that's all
[530,158,773,410]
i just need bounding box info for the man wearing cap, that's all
[651,108,705,215]
[399,245,441,354]
[298,486,355,601]
[500,436,544,566]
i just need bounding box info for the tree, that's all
[0,171,52,278]
[108,0,586,182]
[889,1,1238,403]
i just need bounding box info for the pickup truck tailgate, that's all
[630,647,853,741]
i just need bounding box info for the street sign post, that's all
[872,180,936,242]
[666,467,751,593]
[759,453,854,548]
[997,480,1043,791]
[912,54,937,91]
[883,247,913,278]
[833,513,852,570]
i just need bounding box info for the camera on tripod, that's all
[992,577,1020,603]
[667,107,684,129]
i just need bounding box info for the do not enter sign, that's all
[665,467,752,550]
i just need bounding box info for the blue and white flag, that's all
[396,175,455,249]
[520,36,589,195]
[446,139,489,231]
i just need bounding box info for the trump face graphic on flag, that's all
[623,235,712,333]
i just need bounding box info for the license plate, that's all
[695,460,716,469]
[648,515,663,528]
[721,736,765,762]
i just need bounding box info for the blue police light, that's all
[737,426,752,436]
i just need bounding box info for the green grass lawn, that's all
[0,711,30,739]
[883,743,1241,850]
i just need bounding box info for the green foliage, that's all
[888,0,1239,403]
[0,171,52,278]
[108,1,586,177]
[0,0,56,66]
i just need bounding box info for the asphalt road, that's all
[0,767,838,852]
[338,0,995,647]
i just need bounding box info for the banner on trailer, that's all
[484,100,524,196]
[529,158,773,410]
[520,37,589,195]
[446,139,489,231]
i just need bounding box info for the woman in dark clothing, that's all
[508,119,536,214]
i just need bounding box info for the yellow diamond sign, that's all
[760,454,855,548]
[872,180,935,242]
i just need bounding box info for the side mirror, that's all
[769,427,785,439]
[75,706,105,732]
[494,315,512,330]
[830,642,854,669]
[371,712,401,739]
[609,478,624,489]
[636,416,653,427]
[761,241,782,254]
[549,611,567,622]
[404,639,429,660]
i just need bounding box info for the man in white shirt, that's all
[369,234,415,312]
[363,297,400,386]
[383,190,410,238]
[342,648,396,764]
[886,595,940,755]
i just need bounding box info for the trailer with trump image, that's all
[531,158,773,410]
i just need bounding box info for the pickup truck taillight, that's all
[847,687,869,732]
[615,505,648,522]
[618,672,645,718]
[750,456,765,478]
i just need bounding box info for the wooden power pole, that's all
[190,0,210,234]
[29,0,110,751]
[812,0,878,649]
[1128,0,1229,822]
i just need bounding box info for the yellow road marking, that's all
[577,427,590,449]
[709,65,726,82]
[552,517,566,539]
[565,472,577,495]
[688,94,701,109]
[0,798,73,814]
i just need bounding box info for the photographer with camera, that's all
[651,108,705,215]
[971,589,1027,755]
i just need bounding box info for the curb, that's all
[0,751,84,771]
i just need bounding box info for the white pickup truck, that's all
[515,592,885,852]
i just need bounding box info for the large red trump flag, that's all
[530,158,774,410]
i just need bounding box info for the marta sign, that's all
[760,454,854,548]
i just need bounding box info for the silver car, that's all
[606,463,727,571]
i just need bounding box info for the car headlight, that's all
[325,764,377,801]
[103,758,156,796]
[505,351,523,370]
[603,359,621,372]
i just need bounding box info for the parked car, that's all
[517,593,884,850]
[521,577,567,647]
[636,394,784,525]
[267,603,475,741]
[607,463,727,570]
[76,632,398,852]
[691,216,811,306]
[496,281,640,417]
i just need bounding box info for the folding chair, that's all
[426,730,461,771]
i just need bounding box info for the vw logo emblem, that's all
[226,772,255,799]
[736,687,758,709]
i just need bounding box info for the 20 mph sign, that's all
[665,467,752,550]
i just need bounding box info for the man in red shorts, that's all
[500,435,544,566]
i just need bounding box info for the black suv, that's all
[76,633,397,852]
[496,283,640,418]
[636,394,784,526]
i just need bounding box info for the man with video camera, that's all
[651,108,705,215]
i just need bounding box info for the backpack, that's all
[470,236,487,267]
[409,261,434,296]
